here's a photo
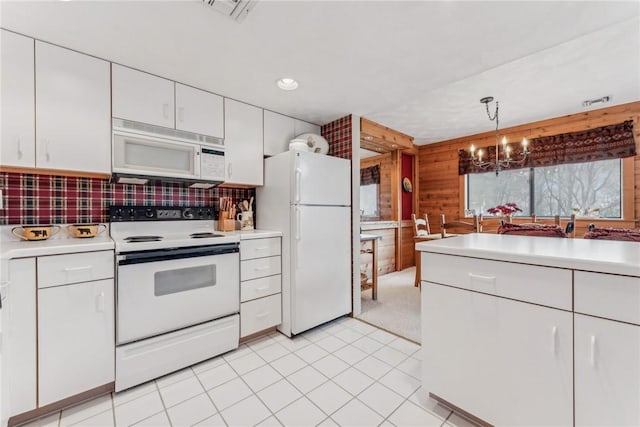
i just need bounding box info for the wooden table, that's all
[360,233,382,300]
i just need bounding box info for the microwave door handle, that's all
[195,149,201,177]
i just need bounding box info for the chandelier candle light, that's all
[469,97,530,176]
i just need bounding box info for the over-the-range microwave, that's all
[112,119,225,188]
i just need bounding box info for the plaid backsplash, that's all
[322,115,352,160]
[0,172,255,225]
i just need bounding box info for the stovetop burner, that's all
[190,232,224,239]
[124,235,164,243]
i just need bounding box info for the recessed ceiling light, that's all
[276,78,298,91]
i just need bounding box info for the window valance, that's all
[360,165,380,185]
[459,120,636,175]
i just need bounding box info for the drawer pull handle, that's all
[96,292,105,313]
[256,286,270,292]
[468,273,496,282]
[551,326,558,355]
[254,247,269,251]
[254,266,270,271]
[256,312,270,319]
[590,335,597,367]
[64,265,93,272]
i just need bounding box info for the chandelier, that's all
[469,97,529,175]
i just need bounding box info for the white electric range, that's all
[110,205,240,391]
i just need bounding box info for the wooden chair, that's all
[440,214,479,238]
[412,213,431,237]
[478,214,511,233]
[412,213,440,288]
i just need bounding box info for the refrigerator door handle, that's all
[295,168,302,203]
[295,207,301,269]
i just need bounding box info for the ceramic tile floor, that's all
[22,317,476,427]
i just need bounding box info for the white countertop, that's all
[1,225,282,260]
[416,233,640,277]
[1,225,115,260]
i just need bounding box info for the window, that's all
[467,159,622,218]
[360,183,379,218]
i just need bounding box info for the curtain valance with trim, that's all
[360,165,380,185]
[459,120,636,175]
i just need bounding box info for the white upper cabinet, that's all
[224,99,263,186]
[112,64,175,128]
[263,110,295,156]
[35,42,111,174]
[175,83,224,139]
[294,119,321,137]
[112,67,224,139]
[1,30,35,167]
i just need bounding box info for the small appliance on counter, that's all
[11,225,61,241]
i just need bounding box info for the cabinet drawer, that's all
[422,252,572,310]
[38,251,114,288]
[241,275,282,303]
[575,271,640,325]
[241,237,281,260]
[241,256,281,281]
[241,294,282,337]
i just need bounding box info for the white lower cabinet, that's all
[3,251,115,423]
[575,314,640,427]
[5,258,37,417]
[423,282,573,426]
[241,294,282,338]
[38,279,115,406]
[240,237,282,338]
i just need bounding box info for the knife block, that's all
[217,218,235,232]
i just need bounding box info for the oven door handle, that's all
[117,243,239,265]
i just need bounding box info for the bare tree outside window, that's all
[467,159,622,218]
[534,159,621,218]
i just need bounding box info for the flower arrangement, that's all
[487,202,522,216]
[572,207,600,218]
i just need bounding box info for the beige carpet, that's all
[357,267,421,343]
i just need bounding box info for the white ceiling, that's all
[2,1,639,144]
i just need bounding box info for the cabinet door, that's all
[224,99,263,186]
[38,279,115,406]
[112,64,174,128]
[575,314,640,426]
[175,83,223,138]
[422,282,573,426]
[1,30,35,167]
[294,119,320,136]
[35,42,111,174]
[5,258,37,416]
[264,110,295,156]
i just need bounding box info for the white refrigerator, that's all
[257,150,351,336]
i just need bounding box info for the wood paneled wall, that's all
[418,102,640,236]
[361,153,394,220]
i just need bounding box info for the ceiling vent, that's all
[202,0,256,23]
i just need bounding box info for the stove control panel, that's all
[110,206,215,222]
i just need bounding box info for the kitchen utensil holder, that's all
[218,218,236,232]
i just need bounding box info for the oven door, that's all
[116,244,239,345]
